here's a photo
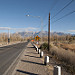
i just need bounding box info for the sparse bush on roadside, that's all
[41,43,48,50]
[40,41,75,74]
[40,42,52,51]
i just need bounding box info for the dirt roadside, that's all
[12,42,53,75]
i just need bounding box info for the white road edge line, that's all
[3,46,26,75]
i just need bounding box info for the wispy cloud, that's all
[0,27,11,30]
[0,27,39,31]
[25,27,39,31]
[68,30,75,32]
[15,27,39,32]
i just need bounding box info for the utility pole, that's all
[48,12,50,51]
[8,29,10,43]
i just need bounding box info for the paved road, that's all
[0,42,28,75]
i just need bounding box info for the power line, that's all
[43,0,60,22]
[43,11,75,29]
[50,0,60,11]
[40,0,74,30]
[52,10,75,23]
[51,0,74,19]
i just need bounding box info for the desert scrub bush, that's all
[50,45,75,74]
[40,42,52,50]
[51,46,75,64]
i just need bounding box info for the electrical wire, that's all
[52,10,75,23]
[51,0,74,19]
[43,0,60,22]
[50,0,60,11]
[43,10,75,28]
[35,0,74,30]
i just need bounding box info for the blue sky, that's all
[0,0,75,33]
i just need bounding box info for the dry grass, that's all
[39,35,75,74]
[51,44,75,65]
[60,43,75,51]
[50,44,75,74]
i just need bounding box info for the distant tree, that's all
[69,37,73,42]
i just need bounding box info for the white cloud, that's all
[26,27,38,30]
[0,27,39,33]
[25,27,39,32]
[0,27,39,30]
[68,30,75,32]
[14,27,39,32]
[0,27,11,30]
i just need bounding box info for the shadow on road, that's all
[26,52,37,54]
[27,47,35,48]
[16,69,38,75]
[25,55,40,58]
[21,60,44,65]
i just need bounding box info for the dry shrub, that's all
[0,33,28,45]
[40,42,52,51]
[50,45,75,66]
[40,43,48,50]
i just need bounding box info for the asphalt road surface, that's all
[0,42,28,75]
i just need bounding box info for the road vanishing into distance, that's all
[0,42,28,75]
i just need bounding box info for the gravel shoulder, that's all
[13,42,53,75]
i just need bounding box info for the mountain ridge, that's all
[16,31,71,37]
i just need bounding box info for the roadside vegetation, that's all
[40,34,75,74]
[1,32,75,74]
[0,33,29,45]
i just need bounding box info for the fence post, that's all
[35,45,37,49]
[40,51,43,58]
[53,65,61,75]
[44,56,49,65]
[36,48,38,52]
[38,49,41,54]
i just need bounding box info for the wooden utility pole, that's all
[8,29,10,43]
[48,12,50,51]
